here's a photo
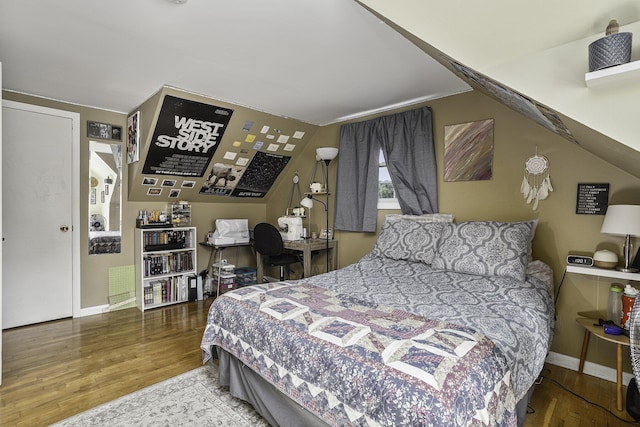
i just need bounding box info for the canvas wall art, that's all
[444,119,494,182]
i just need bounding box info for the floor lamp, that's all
[301,147,338,273]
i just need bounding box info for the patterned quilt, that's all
[304,256,555,403]
[202,280,522,426]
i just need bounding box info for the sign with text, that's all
[576,183,609,215]
[142,95,233,177]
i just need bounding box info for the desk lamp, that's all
[601,204,640,272]
[301,147,338,273]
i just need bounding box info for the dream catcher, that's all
[520,151,553,210]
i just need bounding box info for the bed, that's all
[201,215,555,426]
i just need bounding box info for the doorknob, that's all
[60,225,69,232]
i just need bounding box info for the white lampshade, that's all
[316,147,339,161]
[601,205,640,236]
[300,196,314,209]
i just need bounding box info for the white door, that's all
[2,101,79,329]
[0,63,4,384]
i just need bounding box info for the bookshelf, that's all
[135,226,197,311]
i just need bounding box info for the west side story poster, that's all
[142,95,233,176]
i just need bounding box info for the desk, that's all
[576,317,630,411]
[256,238,337,282]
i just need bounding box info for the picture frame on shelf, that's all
[87,120,122,141]
[320,228,333,239]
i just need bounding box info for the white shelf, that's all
[585,60,640,88]
[566,264,640,281]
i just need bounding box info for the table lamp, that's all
[600,204,640,272]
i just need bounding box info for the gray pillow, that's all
[371,215,453,264]
[384,213,455,223]
[431,220,536,281]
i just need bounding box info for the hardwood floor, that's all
[1,299,638,426]
[0,299,214,427]
[524,363,637,426]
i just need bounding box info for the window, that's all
[378,150,400,209]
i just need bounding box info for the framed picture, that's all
[87,121,122,141]
[320,228,333,239]
[127,111,140,164]
[90,188,96,205]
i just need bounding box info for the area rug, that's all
[50,365,269,426]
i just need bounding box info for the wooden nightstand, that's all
[576,317,630,411]
[568,265,640,412]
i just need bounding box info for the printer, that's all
[277,216,304,241]
[208,219,250,245]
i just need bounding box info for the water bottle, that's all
[607,283,623,325]
[621,284,639,329]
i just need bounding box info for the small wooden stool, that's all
[576,317,630,411]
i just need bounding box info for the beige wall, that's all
[2,91,266,308]
[432,91,640,372]
[5,86,640,374]
[266,89,640,374]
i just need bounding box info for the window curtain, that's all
[334,106,438,232]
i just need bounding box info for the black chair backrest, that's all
[253,223,285,257]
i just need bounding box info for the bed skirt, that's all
[216,346,329,427]
[213,346,534,427]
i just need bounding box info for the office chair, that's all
[253,222,303,282]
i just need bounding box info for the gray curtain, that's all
[334,106,437,232]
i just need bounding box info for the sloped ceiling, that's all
[359,0,640,178]
[2,0,640,183]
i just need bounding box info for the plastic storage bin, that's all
[235,267,257,286]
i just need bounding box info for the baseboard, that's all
[78,304,110,317]
[546,351,633,385]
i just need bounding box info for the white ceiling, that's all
[0,0,472,126]
[2,0,639,132]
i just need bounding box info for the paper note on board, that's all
[277,135,290,143]
[293,131,305,139]
[224,151,237,160]
[243,120,254,132]
[284,144,295,151]
[245,134,256,143]
[261,125,269,134]
[236,157,249,166]
[267,143,279,152]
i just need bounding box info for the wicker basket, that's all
[588,32,632,72]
